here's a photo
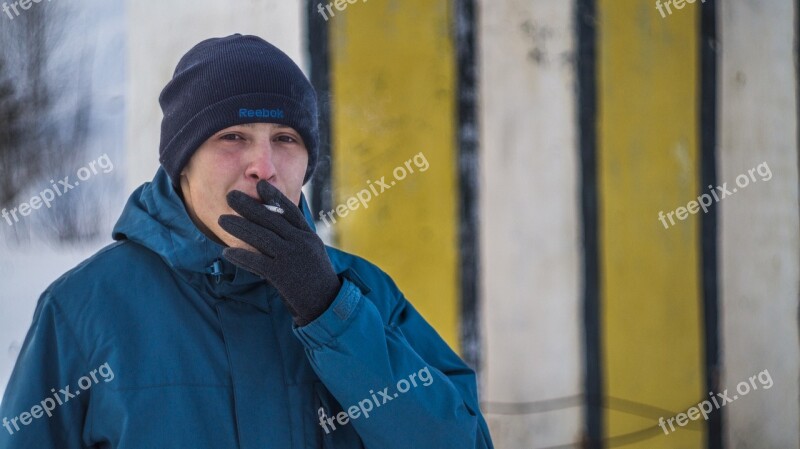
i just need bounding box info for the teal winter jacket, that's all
[0,168,494,449]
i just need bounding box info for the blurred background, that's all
[0,0,797,447]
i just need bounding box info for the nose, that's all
[244,140,277,183]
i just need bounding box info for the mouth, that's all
[234,191,284,215]
[236,190,262,202]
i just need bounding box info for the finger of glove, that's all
[226,190,295,240]
[222,247,270,275]
[256,180,310,232]
[223,247,304,319]
[218,215,285,258]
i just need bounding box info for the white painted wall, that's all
[479,1,583,447]
[719,0,800,447]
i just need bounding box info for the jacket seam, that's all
[215,303,243,449]
[48,295,95,441]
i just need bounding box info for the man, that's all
[0,34,493,448]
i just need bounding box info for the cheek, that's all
[209,152,244,176]
[201,156,241,200]
[288,154,309,200]
[291,151,309,181]
[293,159,308,183]
[194,187,224,227]
[273,151,306,184]
[190,171,235,222]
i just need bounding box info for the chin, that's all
[221,233,258,253]
[231,241,259,253]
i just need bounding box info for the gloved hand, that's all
[218,180,341,326]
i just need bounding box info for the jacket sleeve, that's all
[293,269,494,449]
[0,292,91,449]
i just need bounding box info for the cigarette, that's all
[265,204,284,214]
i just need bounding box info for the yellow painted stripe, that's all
[328,0,460,350]
[597,1,705,446]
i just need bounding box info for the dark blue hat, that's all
[158,34,319,188]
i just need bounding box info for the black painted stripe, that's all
[306,0,334,233]
[699,1,721,448]
[455,0,481,375]
[576,0,603,447]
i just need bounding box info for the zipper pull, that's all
[206,259,223,284]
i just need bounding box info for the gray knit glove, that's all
[219,180,341,326]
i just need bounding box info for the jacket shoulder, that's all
[43,240,165,310]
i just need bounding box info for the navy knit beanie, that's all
[158,34,319,188]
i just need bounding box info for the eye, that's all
[275,134,299,144]
[219,133,244,141]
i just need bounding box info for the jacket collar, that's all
[112,167,318,299]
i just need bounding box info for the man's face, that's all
[179,122,308,249]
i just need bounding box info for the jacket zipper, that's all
[206,259,223,284]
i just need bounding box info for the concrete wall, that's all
[719,0,800,447]
[479,1,584,447]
